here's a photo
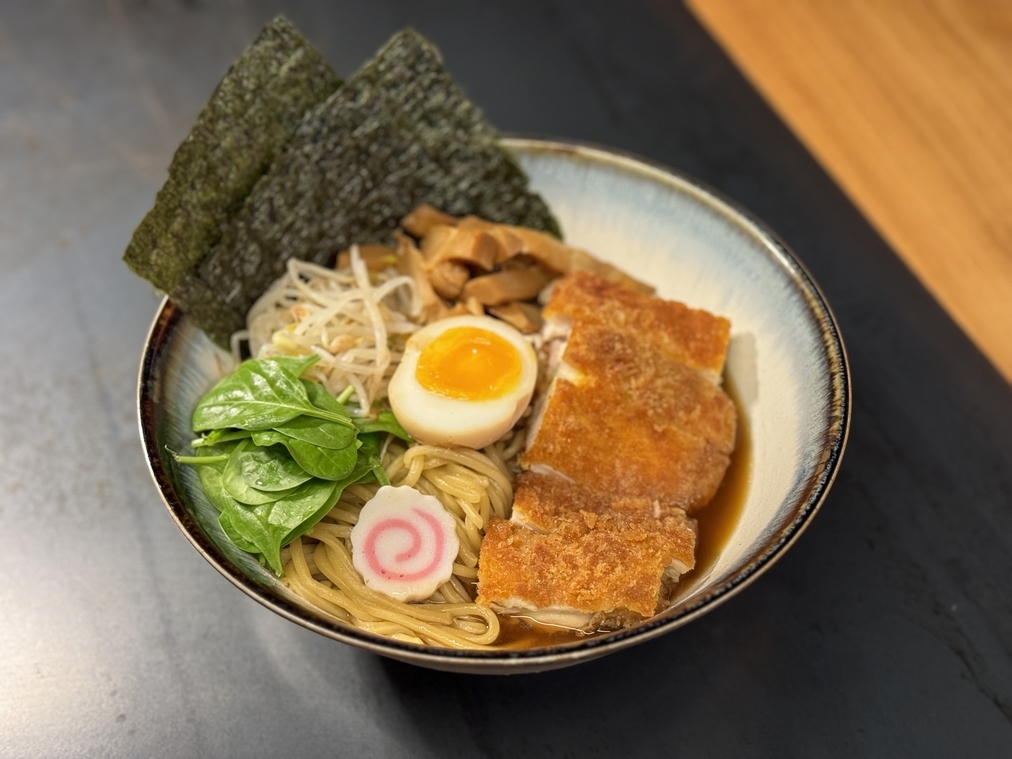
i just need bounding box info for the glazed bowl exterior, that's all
[138,137,850,674]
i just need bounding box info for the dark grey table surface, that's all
[2,1,1010,756]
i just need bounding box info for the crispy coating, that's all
[544,271,731,379]
[477,511,696,619]
[478,272,736,626]
[512,471,680,529]
[521,317,737,512]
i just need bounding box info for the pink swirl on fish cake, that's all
[351,485,459,602]
[361,508,446,582]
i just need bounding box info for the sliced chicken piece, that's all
[510,471,681,530]
[544,271,731,381]
[477,507,696,630]
[522,315,736,512]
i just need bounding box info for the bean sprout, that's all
[240,248,421,411]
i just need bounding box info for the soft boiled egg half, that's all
[389,314,538,449]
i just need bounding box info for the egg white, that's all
[388,314,538,449]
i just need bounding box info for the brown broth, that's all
[492,382,752,651]
[676,378,752,587]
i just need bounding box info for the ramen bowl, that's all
[138,137,849,674]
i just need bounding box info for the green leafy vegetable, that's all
[191,454,287,572]
[280,464,373,546]
[217,496,288,574]
[266,478,338,532]
[249,429,289,448]
[266,353,322,379]
[192,429,252,448]
[352,411,412,442]
[175,452,231,466]
[194,450,233,511]
[222,441,301,505]
[250,427,358,480]
[191,356,354,431]
[301,379,350,416]
[233,478,339,574]
[219,511,260,553]
[177,358,416,574]
[236,443,314,491]
[277,436,358,481]
[355,433,391,486]
[274,414,357,449]
[194,449,341,574]
[178,441,240,469]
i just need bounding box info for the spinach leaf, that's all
[355,432,391,486]
[217,497,287,575]
[192,428,252,448]
[183,437,380,576]
[175,440,240,467]
[279,378,358,447]
[191,356,353,431]
[282,464,374,546]
[222,441,300,505]
[282,436,358,480]
[193,458,282,571]
[195,453,233,511]
[267,354,321,378]
[267,478,338,532]
[218,511,260,553]
[178,360,399,575]
[352,411,413,442]
[175,452,230,466]
[282,500,337,547]
[273,414,356,449]
[236,444,313,491]
[300,378,350,416]
[251,429,358,480]
[240,478,339,574]
[250,429,289,448]
[201,459,333,575]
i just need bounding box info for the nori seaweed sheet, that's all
[123,16,341,293]
[174,29,560,346]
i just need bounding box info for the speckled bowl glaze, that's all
[138,138,850,674]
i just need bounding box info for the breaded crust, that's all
[477,512,696,619]
[521,317,737,511]
[544,271,731,379]
[477,272,736,628]
[512,470,677,529]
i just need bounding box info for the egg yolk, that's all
[415,327,522,401]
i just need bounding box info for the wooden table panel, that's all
[687,0,1012,382]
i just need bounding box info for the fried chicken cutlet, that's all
[477,272,736,631]
[523,272,737,513]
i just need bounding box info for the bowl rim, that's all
[137,136,851,670]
